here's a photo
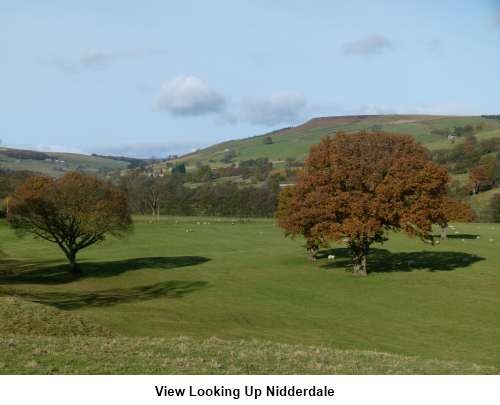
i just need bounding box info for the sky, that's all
[1,0,500,157]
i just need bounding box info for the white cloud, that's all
[90,140,206,158]
[351,105,397,115]
[398,104,476,116]
[348,103,475,116]
[80,51,115,68]
[240,92,307,126]
[155,76,226,116]
[57,48,169,72]
[9,143,84,154]
[341,35,395,55]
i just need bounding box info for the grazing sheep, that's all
[489,238,495,243]
[476,236,480,240]
[435,240,440,245]
[461,239,465,242]
[328,254,335,260]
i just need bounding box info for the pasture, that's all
[0,148,129,177]
[178,115,500,165]
[0,216,499,373]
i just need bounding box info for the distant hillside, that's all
[177,114,500,166]
[0,147,132,177]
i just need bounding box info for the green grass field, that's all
[1,216,499,373]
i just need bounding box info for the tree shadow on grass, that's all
[0,280,208,309]
[320,248,484,273]
[432,234,480,240]
[0,256,210,285]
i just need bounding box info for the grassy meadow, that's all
[1,216,499,373]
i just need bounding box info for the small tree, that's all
[469,165,491,194]
[221,149,237,163]
[7,172,132,276]
[262,136,274,145]
[277,132,450,276]
[171,163,186,174]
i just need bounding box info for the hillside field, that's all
[0,148,129,177]
[0,216,499,373]
[176,115,500,166]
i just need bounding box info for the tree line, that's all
[118,171,280,218]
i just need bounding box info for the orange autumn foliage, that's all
[277,131,451,275]
[440,196,474,223]
[7,172,132,275]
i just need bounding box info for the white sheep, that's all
[328,254,335,260]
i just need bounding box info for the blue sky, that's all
[2,0,500,157]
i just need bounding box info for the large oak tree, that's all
[277,131,453,276]
[7,172,132,276]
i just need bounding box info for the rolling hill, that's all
[0,147,132,177]
[176,114,500,167]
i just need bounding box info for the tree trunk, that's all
[352,253,367,276]
[440,226,447,240]
[308,247,318,261]
[66,250,81,277]
[350,239,368,276]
